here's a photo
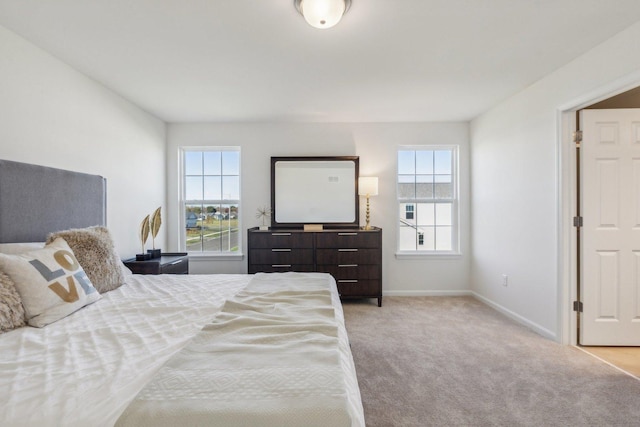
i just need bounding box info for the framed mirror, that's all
[271,156,359,229]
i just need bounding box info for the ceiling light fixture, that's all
[294,0,351,29]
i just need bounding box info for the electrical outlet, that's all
[502,274,508,287]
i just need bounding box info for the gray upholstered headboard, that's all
[0,159,106,243]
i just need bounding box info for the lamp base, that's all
[363,195,372,231]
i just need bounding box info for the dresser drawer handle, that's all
[338,280,358,283]
[338,233,358,236]
[272,264,292,268]
[338,248,358,252]
[169,260,183,266]
[338,264,358,268]
[272,249,292,252]
[272,233,291,236]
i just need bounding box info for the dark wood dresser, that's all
[123,253,189,275]
[247,227,382,306]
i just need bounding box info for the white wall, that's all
[470,22,640,339]
[167,122,470,294]
[0,25,166,258]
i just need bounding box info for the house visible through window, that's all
[405,204,414,220]
[181,148,240,253]
[398,147,458,253]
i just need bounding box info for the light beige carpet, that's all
[342,296,640,427]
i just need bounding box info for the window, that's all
[181,148,240,254]
[398,147,458,253]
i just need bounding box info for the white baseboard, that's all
[470,291,557,341]
[384,290,473,297]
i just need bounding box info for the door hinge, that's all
[573,130,583,148]
[573,216,583,227]
[573,301,583,312]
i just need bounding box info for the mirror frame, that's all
[270,156,360,229]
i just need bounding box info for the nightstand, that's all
[123,253,189,275]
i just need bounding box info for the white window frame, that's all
[179,146,242,258]
[396,145,460,258]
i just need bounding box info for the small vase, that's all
[136,253,152,261]
[147,249,161,259]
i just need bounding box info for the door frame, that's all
[557,70,640,345]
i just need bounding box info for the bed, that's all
[0,159,365,427]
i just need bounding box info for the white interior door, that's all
[580,108,640,345]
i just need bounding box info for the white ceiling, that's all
[1,0,640,123]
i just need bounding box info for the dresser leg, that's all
[378,297,382,307]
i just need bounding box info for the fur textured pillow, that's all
[47,226,125,293]
[0,272,26,333]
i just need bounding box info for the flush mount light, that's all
[294,0,352,29]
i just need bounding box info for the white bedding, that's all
[0,273,364,427]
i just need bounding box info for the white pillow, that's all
[0,242,45,255]
[0,238,101,327]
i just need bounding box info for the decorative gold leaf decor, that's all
[139,215,150,255]
[150,207,162,250]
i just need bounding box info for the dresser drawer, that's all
[249,232,314,249]
[336,279,381,297]
[317,264,380,280]
[249,248,314,265]
[316,248,380,265]
[316,231,380,249]
[160,257,189,274]
[249,264,316,274]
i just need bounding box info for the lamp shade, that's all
[296,0,349,29]
[358,177,378,196]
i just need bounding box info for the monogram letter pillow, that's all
[0,237,101,327]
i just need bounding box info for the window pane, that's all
[185,176,202,200]
[399,203,415,223]
[415,150,434,174]
[421,227,435,251]
[185,204,203,252]
[434,182,453,199]
[398,151,415,174]
[434,150,452,174]
[398,175,415,199]
[203,151,221,175]
[203,176,221,200]
[416,203,435,226]
[399,225,416,251]
[185,152,202,175]
[202,204,240,252]
[222,151,240,175]
[436,226,452,251]
[222,175,240,200]
[435,203,452,226]
[416,175,433,199]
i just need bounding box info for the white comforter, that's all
[117,273,355,427]
[0,273,364,427]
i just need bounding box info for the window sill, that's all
[395,251,462,260]
[187,252,245,261]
